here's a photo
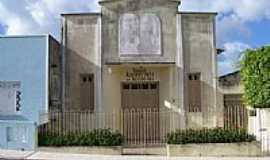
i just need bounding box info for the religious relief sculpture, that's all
[119,13,161,55]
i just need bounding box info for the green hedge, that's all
[166,128,256,144]
[240,46,270,108]
[39,129,124,147]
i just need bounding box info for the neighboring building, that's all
[61,0,220,143]
[218,71,248,129]
[219,71,243,95]
[219,71,244,111]
[0,35,61,150]
[218,71,270,152]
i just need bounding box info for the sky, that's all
[0,0,269,76]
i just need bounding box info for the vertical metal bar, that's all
[147,108,150,146]
[103,112,106,129]
[128,109,131,145]
[144,108,146,146]
[57,111,59,136]
[229,106,232,130]
[236,105,239,130]
[67,111,70,134]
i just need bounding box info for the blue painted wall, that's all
[0,35,50,150]
[0,36,49,124]
[0,120,36,150]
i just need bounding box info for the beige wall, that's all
[62,1,219,130]
[102,65,174,112]
[62,14,101,111]
[180,13,218,128]
[48,36,61,110]
[100,0,179,64]
[102,64,183,130]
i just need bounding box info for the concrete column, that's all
[176,14,186,129]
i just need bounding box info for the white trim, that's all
[176,14,187,129]
[61,17,67,111]
[211,15,218,119]
[44,36,49,114]
[96,16,102,112]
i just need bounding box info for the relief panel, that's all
[119,14,161,56]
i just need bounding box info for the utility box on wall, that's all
[0,35,61,150]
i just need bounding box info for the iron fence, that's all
[38,107,270,155]
[38,109,182,146]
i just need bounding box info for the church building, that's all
[61,0,221,143]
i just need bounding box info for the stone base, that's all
[38,146,122,155]
[167,142,262,157]
[122,147,166,155]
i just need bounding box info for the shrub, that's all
[38,129,124,147]
[166,128,256,144]
[240,46,270,108]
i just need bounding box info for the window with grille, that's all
[16,91,21,112]
[80,74,94,112]
[188,73,201,112]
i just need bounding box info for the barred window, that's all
[80,74,94,112]
[188,73,201,112]
[16,91,21,112]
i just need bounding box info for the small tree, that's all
[240,46,270,108]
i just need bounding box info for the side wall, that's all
[180,13,219,128]
[62,14,102,111]
[0,36,49,124]
[48,36,62,111]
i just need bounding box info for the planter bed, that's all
[38,146,123,155]
[167,142,262,157]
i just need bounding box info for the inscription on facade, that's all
[119,14,161,55]
[126,67,155,81]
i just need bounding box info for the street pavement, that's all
[1,150,270,160]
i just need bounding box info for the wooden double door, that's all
[121,82,160,145]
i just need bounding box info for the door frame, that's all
[121,81,160,109]
[121,81,160,145]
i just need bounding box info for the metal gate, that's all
[121,82,160,145]
[224,94,248,129]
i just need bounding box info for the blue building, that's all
[0,35,61,150]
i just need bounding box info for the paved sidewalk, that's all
[1,150,270,160]
[0,149,34,159]
[27,152,270,160]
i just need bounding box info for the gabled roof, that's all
[219,71,241,87]
[219,71,240,79]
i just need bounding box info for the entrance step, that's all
[122,147,167,156]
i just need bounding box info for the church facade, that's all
[61,0,221,139]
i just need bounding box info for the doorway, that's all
[121,81,160,145]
